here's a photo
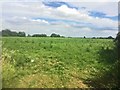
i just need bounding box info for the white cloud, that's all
[70,2,118,17]
[54,4,117,30]
[30,19,49,24]
[1,1,118,37]
[57,5,79,15]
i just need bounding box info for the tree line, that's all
[0,29,115,39]
[31,33,63,37]
[92,36,114,39]
[0,29,63,37]
[1,29,26,37]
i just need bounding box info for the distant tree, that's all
[2,29,11,36]
[1,29,26,37]
[92,37,96,39]
[107,36,114,39]
[84,36,86,38]
[11,31,18,36]
[18,32,26,37]
[50,33,60,37]
[27,34,31,37]
[32,34,47,37]
[98,37,104,39]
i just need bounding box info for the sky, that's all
[0,0,119,37]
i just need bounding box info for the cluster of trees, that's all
[1,29,26,37]
[32,34,47,37]
[0,29,69,38]
[92,36,114,39]
[0,29,63,37]
[31,33,62,37]
[50,33,61,37]
[1,29,63,37]
[0,29,116,39]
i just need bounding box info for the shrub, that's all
[50,33,60,37]
[32,34,47,37]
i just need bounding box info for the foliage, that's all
[32,34,47,37]
[114,32,120,45]
[1,29,26,37]
[2,37,118,88]
[18,32,26,37]
[50,33,60,37]
[96,36,114,39]
[107,36,114,39]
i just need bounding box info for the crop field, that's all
[2,37,118,88]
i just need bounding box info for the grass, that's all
[2,37,118,88]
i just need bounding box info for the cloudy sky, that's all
[1,0,119,37]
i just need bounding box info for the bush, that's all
[107,36,114,39]
[1,29,26,37]
[50,33,60,37]
[114,32,120,45]
[32,34,47,37]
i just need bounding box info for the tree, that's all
[18,32,26,37]
[92,37,96,39]
[32,34,47,37]
[2,29,12,36]
[27,34,31,37]
[50,33,60,37]
[1,29,26,37]
[107,36,114,39]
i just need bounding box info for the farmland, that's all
[2,37,118,88]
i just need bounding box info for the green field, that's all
[2,37,118,88]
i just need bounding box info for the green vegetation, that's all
[2,37,118,88]
[1,29,114,39]
[32,34,47,37]
[1,29,62,38]
[50,33,60,37]
[1,29,26,37]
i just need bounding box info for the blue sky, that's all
[1,0,118,37]
[42,1,79,10]
[89,11,118,21]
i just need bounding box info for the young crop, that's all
[2,37,117,88]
